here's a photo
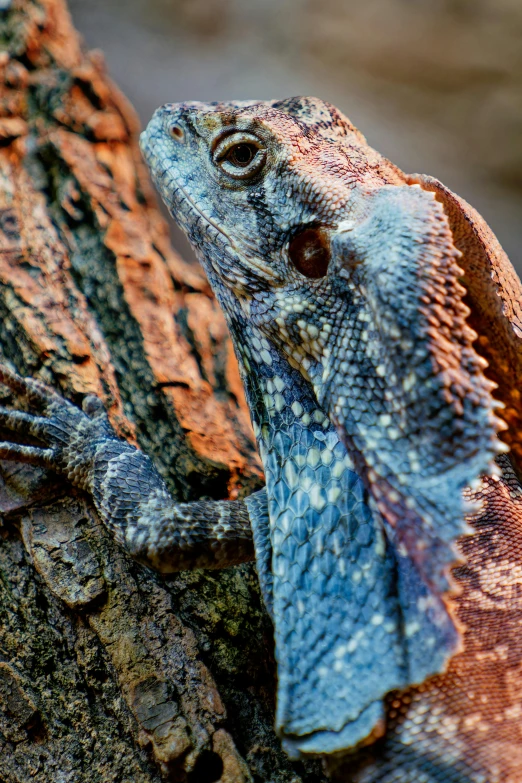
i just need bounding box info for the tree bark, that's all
[0,2,328,780]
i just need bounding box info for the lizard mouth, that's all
[140,123,283,284]
[140,122,237,248]
[154,160,232,244]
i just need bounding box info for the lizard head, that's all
[141,97,385,292]
[140,96,404,386]
[140,97,367,276]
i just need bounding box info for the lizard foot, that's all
[0,366,112,485]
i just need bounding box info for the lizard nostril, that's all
[289,227,330,279]
[169,123,185,142]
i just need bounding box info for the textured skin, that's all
[1,97,521,778]
[0,370,256,571]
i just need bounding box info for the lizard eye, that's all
[227,143,257,167]
[213,132,266,180]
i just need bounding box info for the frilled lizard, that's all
[0,97,521,781]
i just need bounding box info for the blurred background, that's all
[69,0,522,274]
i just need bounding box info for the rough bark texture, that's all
[0,2,330,780]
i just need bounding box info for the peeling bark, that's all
[0,2,328,780]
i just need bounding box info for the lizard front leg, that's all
[0,366,260,573]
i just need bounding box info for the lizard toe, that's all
[0,407,57,442]
[0,365,62,410]
[0,441,57,468]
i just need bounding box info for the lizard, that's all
[0,96,521,780]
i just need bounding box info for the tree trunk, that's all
[0,2,328,780]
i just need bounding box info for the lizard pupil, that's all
[228,143,256,167]
[289,227,331,279]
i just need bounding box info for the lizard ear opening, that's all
[288,227,330,279]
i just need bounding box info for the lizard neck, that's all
[219,294,409,752]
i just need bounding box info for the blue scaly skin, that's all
[0,98,521,778]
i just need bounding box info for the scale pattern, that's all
[0,96,521,778]
[0,367,255,571]
[342,455,522,783]
[240,331,405,755]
